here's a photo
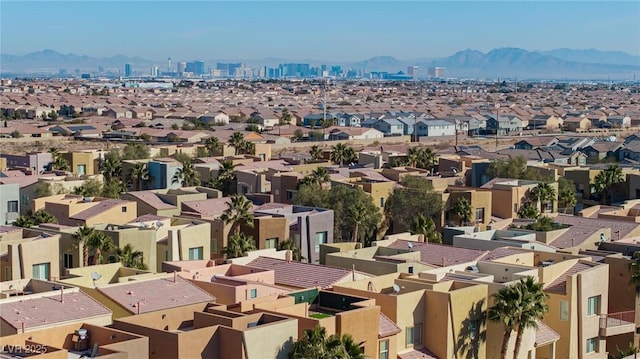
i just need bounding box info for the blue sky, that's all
[2,1,639,61]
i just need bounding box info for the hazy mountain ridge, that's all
[1,48,639,80]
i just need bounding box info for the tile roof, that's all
[379,313,402,338]
[550,214,640,248]
[181,197,232,218]
[398,347,439,359]
[132,214,170,222]
[125,191,175,210]
[480,247,526,262]
[386,240,487,267]
[0,291,112,330]
[246,257,360,289]
[70,199,131,220]
[98,276,214,314]
[545,261,595,294]
[535,319,560,347]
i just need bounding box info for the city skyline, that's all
[2,1,639,61]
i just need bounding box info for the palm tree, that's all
[418,147,438,172]
[407,147,421,167]
[278,239,303,261]
[451,197,473,225]
[99,154,122,182]
[72,225,95,267]
[558,187,577,214]
[347,202,368,244]
[297,176,316,189]
[409,214,442,243]
[230,132,245,155]
[86,231,114,265]
[33,209,57,224]
[115,244,147,270]
[331,143,347,166]
[209,160,236,195]
[13,215,34,228]
[223,233,256,259]
[203,136,222,156]
[310,167,330,186]
[488,284,520,359]
[511,277,549,358]
[530,182,556,213]
[594,164,624,204]
[52,156,70,171]
[343,147,357,165]
[628,251,640,293]
[289,325,365,359]
[518,202,540,219]
[172,161,201,187]
[128,162,149,191]
[309,145,323,161]
[240,140,255,155]
[221,194,254,235]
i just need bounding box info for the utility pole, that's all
[495,104,500,148]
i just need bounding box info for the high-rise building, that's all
[407,66,419,80]
[150,66,159,77]
[177,61,187,74]
[186,61,205,75]
[124,63,132,77]
[428,67,446,78]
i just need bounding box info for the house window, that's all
[21,195,29,206]
[121,206,127,213]
[265,238,278,249]
[469,319,479,339]
[4,266,11,281]
[165,250,169,261]
[77,164,86,176]
[249,288,257,299]
[406,324,422,346]
[379,340,389,359]
[63,253,73,268]
[32,263,50,280]
[513,204,518,213]
[560,300,569,321]
[380,197,385,207]
[315,231,328,252]
[188,247,204,260]
[211,240,218,254]
[475,208,485,222]
[286,190,294,201]
[586,337,598,353]
[587,295,600,316]
[7,200,18,213]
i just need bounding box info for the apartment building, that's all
[34,195,137,227]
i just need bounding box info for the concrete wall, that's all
[8,234,60,280]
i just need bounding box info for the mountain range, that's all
[1,48,639,80]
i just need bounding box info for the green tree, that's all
[230,132,245,155]
[278,239,303,261]
[172,161,201,187]
[309,145,323,161]
[128,162,149,191]
[33,209,57,225]
[330,143,348,166]
[48,110,58,121]
[593,164,624,204]
[518,202,540,219]
[73,178,103,197]
[101,180,125,198]
[221,194,254,236]
[406,147,422,168]
[310,167,330,186]
[122,143,150,160]
[384,176,443,234]
[13,215,35,228]
[486,156,551,181]
[347,202,367,244]
[279,108,293,125]
[289,325,365,359]
[628,251,640,292]
[511,277,549,358]
[115,244,148,270]
[203,136,222,156]
[409,214,442,243]
[209,160,236,195]
[451,197,473,225]
[223,233,256,259]
[417,147,438,171]
[86,231,114,265]
[10,130,22,138]
[488,283,520,359]
[558,178,577,214]
[99,150,122,182]
[34,182,53,198]
[293,129,304,142]
[72,225,95,267]
[529,182,556,213]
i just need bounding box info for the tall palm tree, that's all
[99,154,122,182]
[128,162,149,191]
[343,147,357,165]
[558,187,577,214]
[278,239,303,261]
[72,225,95,267]
[418,147,438,172]
[172,161,201,187]
[223,233,256,259]
[451,197,473,225]
[511,277,549,358]
[407,147,421,167]
[86,231,114,265]
[230,132,245,155]
[116,244,147,270]
[594,164,624,204]
[409,214,442,243]
[331,143,347,166]
[488,284,520,359]
[311,167,330,186]
[240,140,255,155]
[530,182,556,213]
[221,194,254,235]
[209,160,237,195]
[203,136,222,156]
[309,145,323,161]
[347,202,368,244]
[289,325,365,359]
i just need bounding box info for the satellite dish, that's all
[599,233,606,242]
[156,221,164,228]
[392,284,400,294]
[91,272,102,281]
[407,242,414,251]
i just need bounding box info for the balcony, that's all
[600,311,636,337]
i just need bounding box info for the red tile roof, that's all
[378,313,401,338]
[125,191,175,210]
[398,347,439,359]
[246,257,363,289]
[535,319,560,347]
[545,261,595,294]
[0,291,111,330]
[98,276,214,314]
[70,199,131,220]
[386,240,488,267]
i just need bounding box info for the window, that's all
[7,200,18,213]
[408,266,414,274]
[586,337,598,353]
[405,324,422,346]
[249,288,257,299]
[32,263,50,280]
[587,295,601,316]
[560,300,569,321]
[379,340,389,359]
[188,247,204,260]
[63,253,73,268]
[121,206,127,213]
[513,204,518,213]
[469,319,479,339]
[265,238,278,249]
[380,197,385,207]
[286,190,294,201]
[76,164,86,176]
[475,208,485,222]
[21,195,29,206]
[211,240,218,254]
[315,231,328,252]
[4,266,11,281]
[165,250,169,261]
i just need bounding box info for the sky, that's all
[1,1,639,61]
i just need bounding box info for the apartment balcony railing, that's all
[600,310,636,337]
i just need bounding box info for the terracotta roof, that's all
[0,291,112,330]
[181,197,232,218]
[545,261,595,294]
[378,313,401,338]
[246,257,362,289]
[70,199,131,220]
[125,191,175,210]
[550,214,640,248]
[480,247,526,262]
[398,347,439,359]
[98,276,214,314]
[386,240,488,267]
[535,319,560,347]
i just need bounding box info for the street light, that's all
[495,104,500,148]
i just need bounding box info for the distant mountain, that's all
[1,48,639,80]
[536,48,640,66]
